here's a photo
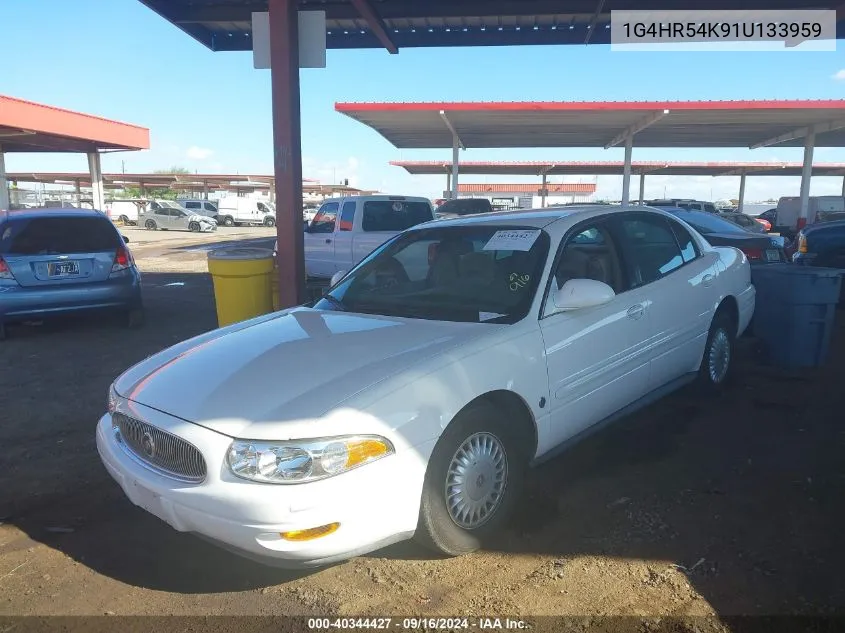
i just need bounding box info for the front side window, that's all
[309,202,339,233]
[314,225,550,324]
[668,219,700,263]
[339,201,356,231]
[549,223,625,296]
[618,215,685,286]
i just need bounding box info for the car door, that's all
[171,208,190,230]
[614,212,720,391]
[155,207,173,229]
[539,219,652,446]
[303,201,339,277]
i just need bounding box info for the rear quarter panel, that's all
[714,246,755,336]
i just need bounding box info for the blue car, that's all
[0,208,144,340]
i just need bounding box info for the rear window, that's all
[362,201,434,232]
[677,211,747,235]
[0,216,121,255]
[437,198,493,216]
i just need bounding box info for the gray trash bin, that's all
[750,264,843,368]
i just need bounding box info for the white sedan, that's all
[96,205,755,568]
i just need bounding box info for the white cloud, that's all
[832,69,845,81]
[186,146,213,160]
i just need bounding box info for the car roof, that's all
[805,218,845,233]
[0,208,109,222]
[415,204,631,230]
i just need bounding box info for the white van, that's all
[775,195,845,233]
[105,199,145,225]
[215,197,276,227]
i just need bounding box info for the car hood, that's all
[191,214,215,223]
[114,307,488,436]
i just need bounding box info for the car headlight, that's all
[226,435,394,484]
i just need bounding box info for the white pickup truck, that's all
[273,195,436,280]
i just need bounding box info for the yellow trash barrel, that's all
[207,247,275,327]
[271,263,280,311]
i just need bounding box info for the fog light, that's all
[280,522,340,542]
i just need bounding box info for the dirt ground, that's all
[0,233,843,626]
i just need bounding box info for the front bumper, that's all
[0,271,142,321]
[95,403,428,569]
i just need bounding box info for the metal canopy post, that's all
[269,0,305,308]
[638,173,645,204]
[446,171,451,196]
[541,172,547,208]
[451,136,459,199]
[738,172,747,213]
[798,128,816,229]
[0,146,10,210]
[87,151,105,211]
[621,135,633,207]
[841,175,845,198]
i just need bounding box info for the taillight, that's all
[0,255,14,280]
[740,247,763,261]
[111,246,133,273]
[798,233,808,254]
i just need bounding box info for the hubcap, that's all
[708,329,731,384]
[445,432,507,529]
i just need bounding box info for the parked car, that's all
[179,199,219,219]
[645,199,718,213]
[657,207,788,264]
[96,204,754,568]
[435,198,494,219]
[303,195,436,280]
[140,200,217,233]
[0,208,143,340]
[718,210,767,233]
[216,197,276,227]
[793,219,845,268]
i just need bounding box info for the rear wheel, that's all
[118,215,130,225]
[264,216,276,227]
[145,220,157,230]
[697,308,735,391]
[188,221,200,232]
[415,401,527,557]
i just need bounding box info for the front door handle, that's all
[325,238,332,244]
[702,273,714,287]
[627,304,645,320]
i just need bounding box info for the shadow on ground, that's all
[1,272,843,613]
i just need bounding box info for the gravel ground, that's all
[0,237,843,626]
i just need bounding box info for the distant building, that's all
[457,182,596,209]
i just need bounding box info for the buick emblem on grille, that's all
[141,432,156,459]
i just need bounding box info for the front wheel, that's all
[222,216,235,227]
[188,221,200,232]
[144,220,157,230]
[696,309,735,391]
[415,401,526,557]
[264,216,276,227]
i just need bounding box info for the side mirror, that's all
[122,235,130,243]
[552,278,615,312]
[330,270,347,287]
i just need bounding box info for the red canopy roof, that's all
[336,100,845,149]
[459,183,596,194]
[0,95,149,153]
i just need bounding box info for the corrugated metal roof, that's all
[459,183,597,193]
[336,100,845,149]
[393,160,845,177]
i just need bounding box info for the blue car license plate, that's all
[48,261,80,276]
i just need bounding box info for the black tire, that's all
[415,401,527,557]
[145,220,157,230]
[264,216,276,228]
[118,215,130,225]
[126,307,146,329]
[188,221,200,232]
[222,216,235,227]
[696,308,736,392]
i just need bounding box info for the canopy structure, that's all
[0,95,150,210]
[339,99,845,217]
[139,0,845,308]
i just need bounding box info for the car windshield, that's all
[0,216,121,255]
[157,200,184,210]
[313,224,551,324]
[663,209,748,235]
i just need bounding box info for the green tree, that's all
[119,166,192,199]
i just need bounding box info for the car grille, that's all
[112,412,207,483]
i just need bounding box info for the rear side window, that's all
[0,217,121,255]
[362,201,434,232]
[618,215,685,286]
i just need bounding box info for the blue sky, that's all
[2,0,845,202]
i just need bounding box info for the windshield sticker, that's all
[483,229,541,252]
[479,312,506,322]
[509,272,530,292]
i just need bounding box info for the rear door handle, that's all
[627,304,645,320]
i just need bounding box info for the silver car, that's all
[141,200,217,233]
